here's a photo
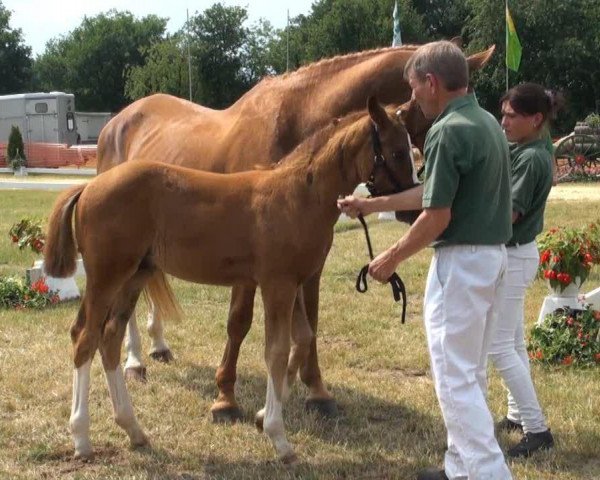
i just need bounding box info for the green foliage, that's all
[6,125,26,169]
[0,276,58,309]
[584,113,600,128]
[33,10,167,111]
[538,221,600,291]
[0,3,33,93]
[528,306,600,366]
[9,218,45,254]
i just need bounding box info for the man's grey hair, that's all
[404,40,468,91]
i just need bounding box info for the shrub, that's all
[7,125,27,170]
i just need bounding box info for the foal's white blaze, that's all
[262,375,295,460]
[124,310,145,371]
[407,132,421,185]
[104,366,148,446]
[70,360,92,458]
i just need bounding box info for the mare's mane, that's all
[253,44,420,89]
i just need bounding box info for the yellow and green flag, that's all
[506,6,522,72]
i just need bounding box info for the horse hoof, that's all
[281,451,299,465]
[73,449,94,462]
[125,366,147,383]
[211,406,244,424]
[254,410,265,432]
[305,398,339,418]
[131,432,150,449]
[149,349,174,363]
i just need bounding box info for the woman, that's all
[489,82,561,458]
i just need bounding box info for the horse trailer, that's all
[0,92,79,146]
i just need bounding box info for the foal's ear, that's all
[466,44,496,74]
[367,96,390,129]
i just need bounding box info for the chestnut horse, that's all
[98,43,495,421]
[46,98,417,463]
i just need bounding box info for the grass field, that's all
[1,188,599,480]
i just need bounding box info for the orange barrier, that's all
[0,142,97,168]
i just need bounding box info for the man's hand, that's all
[337,195,371,219]
[368,245,400,283]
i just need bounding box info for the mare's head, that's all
[353,96,420,200]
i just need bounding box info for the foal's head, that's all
[357,96,420,198]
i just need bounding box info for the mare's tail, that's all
[44,184,86,278]
[144,271,183,323]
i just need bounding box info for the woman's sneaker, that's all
[507,430,554,458]
[496,417,523,433]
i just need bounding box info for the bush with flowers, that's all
[538,221,600,292]
[9,218,46,254]
[528,306,600,366]
[0,276,59,309]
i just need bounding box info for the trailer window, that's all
[66,112,75,131]
[35,102,48,113]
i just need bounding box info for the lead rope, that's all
[355,214,407,324]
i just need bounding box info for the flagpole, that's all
[286,9,290,72]
[505,0,509,92]
[187,8,193,101]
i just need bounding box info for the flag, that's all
[505,6,522,72]
[392,0,402,46]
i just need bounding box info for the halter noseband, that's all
[365,123,406,197]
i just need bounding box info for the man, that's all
[338,41,513,480]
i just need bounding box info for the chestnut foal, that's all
[45,98,418,462]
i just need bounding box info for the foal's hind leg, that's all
[101,276,150,449]
[300,271,338,417]
[286,288,315,390]
[211,282,256,423]
[69,292,111,459]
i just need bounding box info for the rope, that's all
[355,214,407,324]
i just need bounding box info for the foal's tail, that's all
[44,184,86,278]
[144,271,183,323]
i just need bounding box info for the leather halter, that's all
[354,122,409,324]
[364,123,406,197]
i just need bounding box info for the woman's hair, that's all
[500,82,565,123]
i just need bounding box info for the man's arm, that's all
[337,184,424,218]
[368,207,451,282]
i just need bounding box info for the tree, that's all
[125,34,190,100]
[465,0,600,132]
[34,10,167,112]
[187,3,251,108]
[0,2,33,94]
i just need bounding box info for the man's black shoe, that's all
[507,430,554,458]
[496,416,523,433]
[416,468,449,480]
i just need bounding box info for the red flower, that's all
[595,353,600,362]
[31,278,49,294]
[566,317,574,326]
[535,350,543,360]
[556,273,572,284]
[540,250,551,264]
[11,235,19,243]
[552,255,561,263]
[50,295,60,304]
[561,356,573,366]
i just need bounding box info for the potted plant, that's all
[528,306,600,366]
[538,221,600,294]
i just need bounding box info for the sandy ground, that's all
[548,183,600,201]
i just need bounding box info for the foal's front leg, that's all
[256,280,297,464]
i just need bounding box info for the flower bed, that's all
[528,306,600,366]
[0,276,59,309]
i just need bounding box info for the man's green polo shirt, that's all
[508,139,553,245]
[422,93,512,247]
